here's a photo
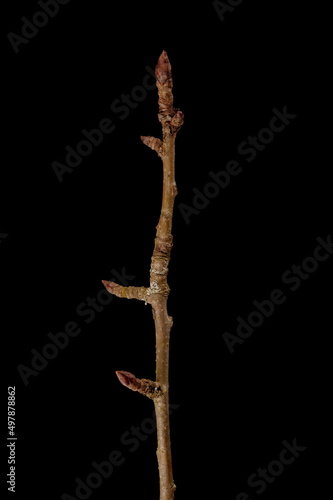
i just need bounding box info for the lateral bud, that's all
[102,281,149,302]
[170,110,184,133]
[141,136,164,158]
[115,370,163,399]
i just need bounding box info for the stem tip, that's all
[156,50,172,84]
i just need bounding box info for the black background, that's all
[1,1,331,499]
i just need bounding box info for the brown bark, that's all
[102,50,183,500]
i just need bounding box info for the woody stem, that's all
[150,134,177,500]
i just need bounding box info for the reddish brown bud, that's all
[115,370,163,399]
[102,280,118,294]
[116,370,138,389]
[141,136,164,157]
[155,50,172,84]
[170,110,184,131]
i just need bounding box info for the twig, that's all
[102,50,183,500]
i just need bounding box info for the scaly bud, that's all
[170,110,184,133]
[116,370,139,390]
[115,370,163,399]
[155,50,172,84]
[141,136,164,157]
[155,50,175,120]
[102,280,149,302]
